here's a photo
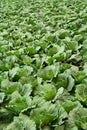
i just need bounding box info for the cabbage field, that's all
[0,0,87,129]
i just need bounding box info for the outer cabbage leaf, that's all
[5,114,36,130]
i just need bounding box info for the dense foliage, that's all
[0,0,87,129]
